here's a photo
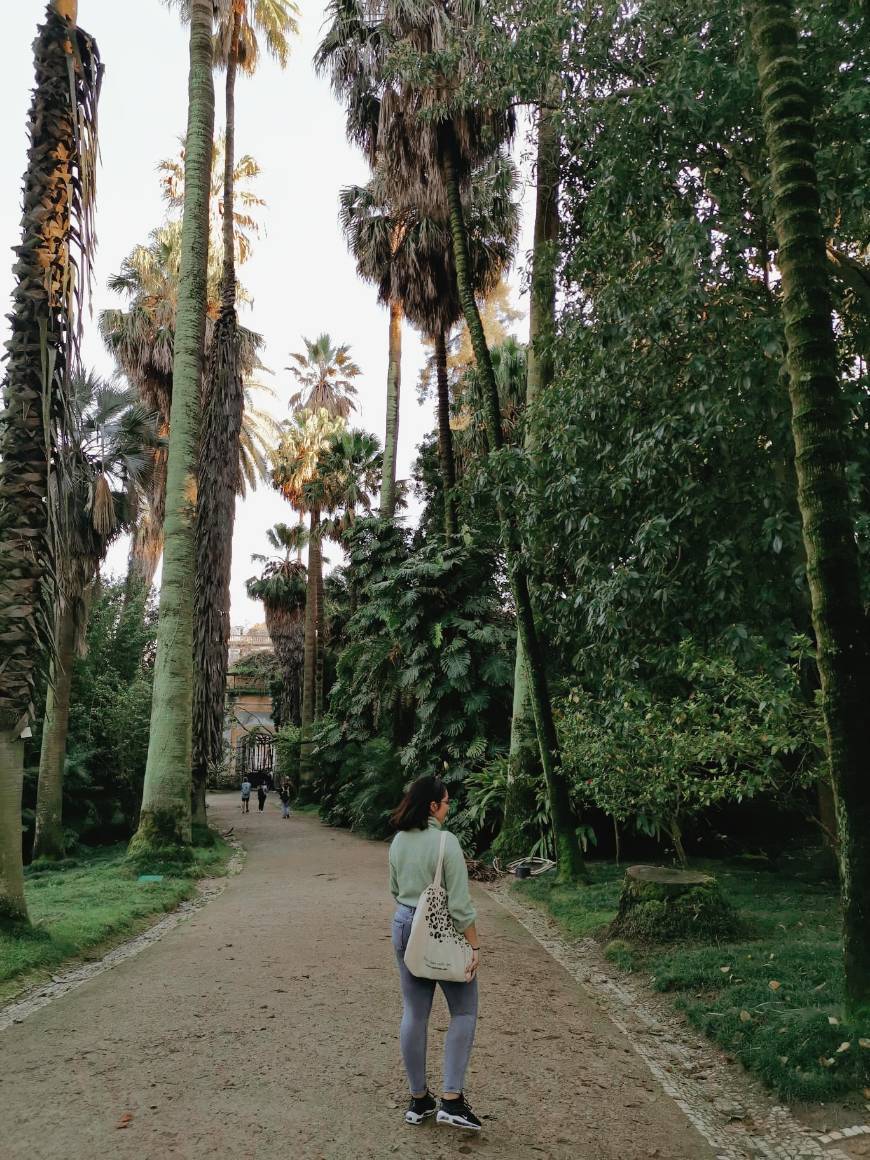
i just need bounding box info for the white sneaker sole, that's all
[405,1109,436,1125]
[436,1111,482,1131]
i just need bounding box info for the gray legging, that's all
[392,903,478,1095]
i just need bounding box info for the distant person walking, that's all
[389,775,481,1132]
[257,782,268,813]
[279,783,292,819]
[240,778,251,813]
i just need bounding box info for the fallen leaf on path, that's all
[116,1113,134,1129]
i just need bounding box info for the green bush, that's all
[312,720,406,838]
[23,580,157,853]
[560,639,821,860]
[275,724,302,790]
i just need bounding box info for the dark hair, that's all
[390,775,447,831]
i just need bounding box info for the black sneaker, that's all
[405,1091,437,1125]
[437,1094,482,1131]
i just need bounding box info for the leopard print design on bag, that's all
[425,883,467,948]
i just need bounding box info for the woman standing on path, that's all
[257,781,268,813]
[389,775,482,1132]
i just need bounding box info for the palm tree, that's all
[319,0,585,880]
[338,178,406,518]
[288,334,362,418]
[33,377,159,860]
[316,429,382,712]
[167,0,298,823]
[100,146,266,591]
[750,0,870,1013]
[246,524,307,727]
[129,0,215,861]
[0,0,101,921]
[271,409,346,783]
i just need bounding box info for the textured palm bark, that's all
[126,438,168,595]
[434,328,458,538]
[192,5,244,829]
[32,601,77,860]
[130,0,214,857]
[502,99,560,856]
[0,2,100,919]
[751,0,870,1011]
[379,299,402,518]
[299,508,321,783]
[441,128,585,882]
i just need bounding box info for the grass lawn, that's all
[516,856,870,1103]
[0,839,231,1004]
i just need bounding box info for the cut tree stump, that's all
[608,865,742,944]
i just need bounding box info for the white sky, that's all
[1,1,533,626]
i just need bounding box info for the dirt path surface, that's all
[0,795,715,1160]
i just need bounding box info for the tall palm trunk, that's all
[441,126,585,882]
[501,99,560,858]
[0,0,101,920]
[32,600,78,860]
[315,560,326,718]
[751,0,870,1012]
[434,328,458,538]
[379,298,402,517]
[130,0,214,859]
[299,508,321,783]
[192,3,245,829]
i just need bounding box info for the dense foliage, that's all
[24,582,157,854]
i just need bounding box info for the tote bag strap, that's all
[433,831,448,888]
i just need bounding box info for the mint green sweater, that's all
[389,818,477,932]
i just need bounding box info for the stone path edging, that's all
[488,881,860,1160]
[0,841,244,1034]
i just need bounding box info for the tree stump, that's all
[608,865,741,944]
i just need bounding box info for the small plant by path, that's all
[516,855,870,1104]
[0,839,230,1003]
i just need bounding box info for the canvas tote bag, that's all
[403,832,473,983]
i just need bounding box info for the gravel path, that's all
[0,794,714,1159]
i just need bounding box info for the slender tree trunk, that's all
[751,0,870,1011]
[299,508,320,783]
[501,98,560,858]
[0,733,27,923]
[434,328,458,538]
[192,6,244,832]
[379,298,402,518]
[32,600,78,860]
[441,127,585,882]
[315,557,326,718]
[130,0,214,860]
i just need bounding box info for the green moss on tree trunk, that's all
[751,0,870,1014]
[132,0,215,856]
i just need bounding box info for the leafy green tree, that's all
[33,377,158,860]
[0,0,101,920]
[129,0,215,861]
